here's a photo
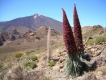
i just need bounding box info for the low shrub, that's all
[24,62,37,69]
[87,36,106,45]
[15,53,23,58]
[30,55,38,61]
[87,39,94,45]
[49,61,55,67]
[95,36,106,44]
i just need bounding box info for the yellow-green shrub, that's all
[49,61,55,67]
[87,39,94,45]
[95,36,106,44]
[29,55,38,61]
[24,62,37,69]
[15,53,23,58]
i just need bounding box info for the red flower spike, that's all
[62,8,77,55]
[73,4,83,50]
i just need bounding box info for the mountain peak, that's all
[33,14,41,19]
[0,14,62,33]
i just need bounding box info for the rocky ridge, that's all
[0,26,60,46]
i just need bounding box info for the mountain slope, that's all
[0,14,62,33]
[82,25,104,39]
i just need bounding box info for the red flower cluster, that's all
[62,4,83,55]
[62,8,77,55]
[73,4,83,50]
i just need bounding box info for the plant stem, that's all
[65,54,89,77]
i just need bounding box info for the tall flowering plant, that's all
[73,4,83,50]
[62,8,77,56]
[62,6,89,77]
[73,4,85,60]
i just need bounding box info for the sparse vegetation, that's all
[15,52,23,58]
[24,62,37,69]
[49,61,55,67]
[87,36,106,45]
[95,36,106,44]
[26,50,34,55]
[87,39,94,45]
[29,55,38,61]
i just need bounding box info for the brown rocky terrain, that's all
[2,42,106,80]
[82,25,105,39]
[0,25,106,80]
[0,26,60,46]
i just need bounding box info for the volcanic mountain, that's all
[0,14,62,33]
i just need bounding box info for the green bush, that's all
[30,55,38,61]
[24,62,37,69]
[95,36,106,44]
[87,39,94,45]
[15,53,23,58]
[49,61,55,67]
[87,36,106,45]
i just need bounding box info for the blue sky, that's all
[0,0,106,27]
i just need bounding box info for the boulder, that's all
[95,69,106,80]
[76,73,97,80]
[59,57,65,63]
[86,47,106,69]
[3,66,23,80]
[59,63,64,69]
[91,48,97,53]
[96,71,103,80]
[22,70,44,80]
[52,57,60,61]
[52,65,60,71]
[0,39,3,46]
[3,66,45,80]
[100,48,106,57]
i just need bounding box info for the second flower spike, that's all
[73,4,83,51]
